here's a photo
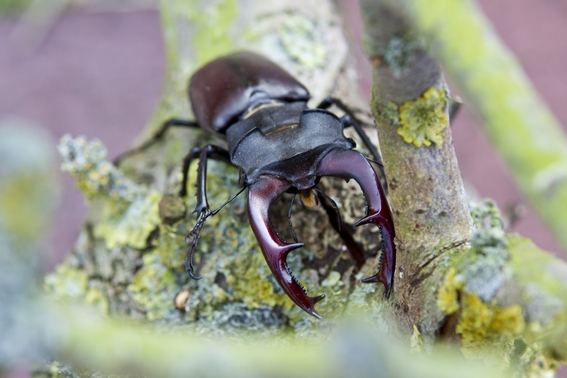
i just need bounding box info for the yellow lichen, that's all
[44,265,88,299]
[93,190,162,249]
[128,252,180,321]
[437,266,464,314]
[410,324,423,353]
[456,292,525,367]
[85,288,110,315]
[438,267,527,368]
[397,86,448,147]
[230,253,292,310]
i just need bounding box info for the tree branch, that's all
[397,0,567,253]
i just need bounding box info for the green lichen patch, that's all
[456,292,525,367]
[397,87,448,147]
[436,200,524,368]
[507,235,567,362]
[380,34,423,78]
[458,199,510,302]
[84,287,110,316]
[44,265,88,299]
[44,264,110,316]
[187,0,238,65]
[436,200,567,372]
[279,16,326,68]
[93,191,161,250]
[381,102,401,127]
[128,252,180,321]
[58,135,162,250]
[437,268,525,368]
[228,252,292,310]
[58,135,144,202]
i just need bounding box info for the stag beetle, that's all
[118,52,396,318]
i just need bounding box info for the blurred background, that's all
[0,0,565,271]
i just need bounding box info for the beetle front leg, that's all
[248,175,325,319]
[181,144,232,279]
[316,148,396,297]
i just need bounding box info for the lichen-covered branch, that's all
[360,0,567,373]
[397,0,567,253]
[359,0,474,336]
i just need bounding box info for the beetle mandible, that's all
[119,51,396,318]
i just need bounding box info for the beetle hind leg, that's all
[316,148,396,297]
[248,175,325,319]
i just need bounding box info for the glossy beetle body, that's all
[182,52,395,318]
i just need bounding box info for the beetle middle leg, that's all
[314,188,366,268]
[317,97,383,165]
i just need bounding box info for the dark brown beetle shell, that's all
[188,52,310,133]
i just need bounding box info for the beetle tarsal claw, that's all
[184,210,211,280]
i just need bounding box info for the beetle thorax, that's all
[226,104,354,187]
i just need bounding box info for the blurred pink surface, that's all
[0,2,565,273]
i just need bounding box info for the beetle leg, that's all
[181,144,234,279]
[316,148,396,297]
[248,175,325,319]
[179,144,232,198]
[317,97,382,165]
[114,118,199,164]
[287,193,299,243]
[184,186,246,280]
[315,189,366,269]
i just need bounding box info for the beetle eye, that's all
[299,189,318,208]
